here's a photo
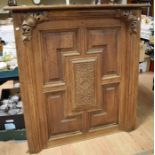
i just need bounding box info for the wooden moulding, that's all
[4,4,150,11]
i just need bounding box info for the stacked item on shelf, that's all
[0,81,25,132]
[139,15,154,73]
[0,19,25,138]
[0,18,17,71]
[0,54,17,71]
[0,82,23,117]
[141,15,154,40]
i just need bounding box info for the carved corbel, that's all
[21,12,48,41]
[116,10,138,34]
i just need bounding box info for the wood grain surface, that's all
[11,6,144,153]
[0,72,153,155]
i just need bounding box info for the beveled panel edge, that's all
[101,75,121,85]
[43,81,66,93]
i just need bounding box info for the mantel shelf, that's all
[4,4,150,11]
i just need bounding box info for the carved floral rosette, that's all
[21,12,48,41]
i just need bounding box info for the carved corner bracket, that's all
[21,12,49,41]
[116,10,139,34]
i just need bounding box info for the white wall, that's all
[121,0,127,4]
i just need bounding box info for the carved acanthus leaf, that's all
[116,10,138,34]
[21,12,49,41]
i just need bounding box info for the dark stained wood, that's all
[4,4,149,11]
[11,5,144,153]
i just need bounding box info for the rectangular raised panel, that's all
[41,30,78,83]
[90,84,119,129]
[47,92,81,135]
[87,28,120,76]
[69,58,98,111]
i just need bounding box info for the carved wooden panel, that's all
[40,28,82,136]
[36,19,122,137]
[70,58,97,110]
[12,7,142,153]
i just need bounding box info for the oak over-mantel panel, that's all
[11,4,144,153]
[4,4,150,11]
